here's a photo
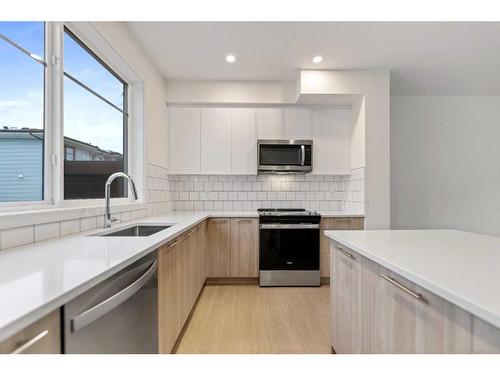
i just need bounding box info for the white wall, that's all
[299,70,390,229]
[350,96,366,170]
[391,95,500,237]
[92,22,170,168]
[165,79,297,104]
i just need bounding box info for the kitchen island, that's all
[325,229,500,354]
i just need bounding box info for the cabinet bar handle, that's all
[10,330,49,354]
[169,227,197,248]
[380,274,423,301]
[335,246,354,260]
[235,219,252,222]
[211,218,229,222]
[168,239,180,248]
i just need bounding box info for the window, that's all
[0,22,45,202]
[63,28,128,200]
[0,22,143,210]
[65,146,74,161]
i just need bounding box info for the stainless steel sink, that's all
[95,225,171,237]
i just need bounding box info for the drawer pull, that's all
[335,246,354,260]
[235,219,252,223]
[11,330,49,354]
[211,218,229,223]
[380,274,423,301]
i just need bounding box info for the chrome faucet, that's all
[105,172,138,228]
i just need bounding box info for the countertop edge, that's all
[324,230,500,330]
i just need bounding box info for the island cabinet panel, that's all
[230,218,259,277]
[367,261,472,354]
[330,243,370,353]
[158,222,207,354]
[0,309,61,354]
[207,218,232,277]
[320,217,364,278]
[472,317,500,353]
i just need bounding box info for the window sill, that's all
[0,201,149,231]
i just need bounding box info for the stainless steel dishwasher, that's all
[63,251,158,353]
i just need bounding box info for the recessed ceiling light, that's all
[312,55,323,63]
[226,54,236,63]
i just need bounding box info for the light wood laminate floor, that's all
[175,284,331,354]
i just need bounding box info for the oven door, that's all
[259,223,320,271]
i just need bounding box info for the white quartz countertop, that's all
[0,210,362,341]
[324,230,500,329]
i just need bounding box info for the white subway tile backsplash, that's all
[80,217,97,232]
[60,219,80,236]
[34,222,60,242]
[169,169,364,212]
[1,226,34,250]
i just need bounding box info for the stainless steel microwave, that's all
[257,140,313,173]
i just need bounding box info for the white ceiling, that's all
[127,22,500,95]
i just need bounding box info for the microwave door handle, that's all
[300,145,305,166]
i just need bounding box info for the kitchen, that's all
[1,3,500,373]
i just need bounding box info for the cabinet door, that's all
[201,108,231,174]
[284,108,312,139]
[369,261,471,353]
[230,218,259,277]
[330,243,369,353]
[312,109,350,175]
[257,108,283,139]
[320,218,364,278]
[0,309,61,354]
[169,107,201,174]
[369,262,419,353]
[158,241,182,353]
[320,231,331,278]
[231,108,257,174]
[207,218,231,277]
[472,317,500,353]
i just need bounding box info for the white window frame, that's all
[0,21,145,213]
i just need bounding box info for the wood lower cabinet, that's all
[320,217,364,279]
[230,218,259,277]
[158,222,206,354]
[330,243,369,353]
[330,240,478,354]
[207,217,259,279]
[207,218,231,277]
[368,262,471,353]
[472,317,500,353]
[0,309,61,354]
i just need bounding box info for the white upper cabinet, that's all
[284,108,312,139]
[256,108,284,139]
[169,107,201,174]
[201,108,232,174]
[231,108,257,175]
[312,109,351,175]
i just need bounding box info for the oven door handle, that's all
[300,145,305,166]
[259,223,319,229]
[70,260,157,333]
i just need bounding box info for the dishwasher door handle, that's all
[71,260,157,333]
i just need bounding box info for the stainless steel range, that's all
[258,208,321,286]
